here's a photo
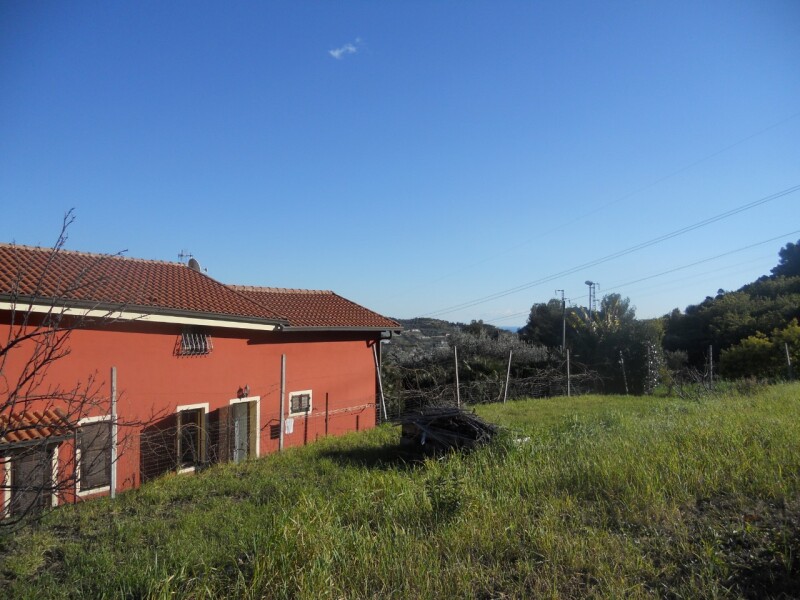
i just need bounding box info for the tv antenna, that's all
[178,249,205,272]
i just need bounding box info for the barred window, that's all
[289,391,312,415]
[179,330,213,356]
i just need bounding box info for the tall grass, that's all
[2,383,799,598]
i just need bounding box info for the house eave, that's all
[281,325,403,334]
[0,297,288,331]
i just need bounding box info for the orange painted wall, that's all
[0,316,380,499]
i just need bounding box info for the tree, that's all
[771,239,800,278]
[664,260,800,370]
[567,294,665,394]
[596,293,636,334]
[462,319,503,339]
[720,319,800,380]
[0,211,135,527]
[519,298,568,348]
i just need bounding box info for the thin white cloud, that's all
[329,38,361,60]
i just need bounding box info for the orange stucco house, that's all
[0,244,399,519]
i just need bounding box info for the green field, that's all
[2,383,800,598]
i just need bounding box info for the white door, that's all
[232,402,250,463]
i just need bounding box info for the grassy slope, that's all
[2,384,800,599]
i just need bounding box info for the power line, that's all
[595,258,777,306]
[604,229,800,292]
[484,229,800,325]
[393,111,800,300]
[424,183,800,318]
[619,259,775,302]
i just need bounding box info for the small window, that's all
[289,391,312,416]
[177,408,205,469]
[269,423,280,439]
[178,330,213,356]
[78,421,112,493]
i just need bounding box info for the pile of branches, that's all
[383,364,601,420]
[399,407,499,453]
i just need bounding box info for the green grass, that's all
[2,383,800,598]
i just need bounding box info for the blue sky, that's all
[2,1,799,326]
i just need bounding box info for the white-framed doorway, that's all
[228,396,260,462]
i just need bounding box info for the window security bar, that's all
[179,332,213,356]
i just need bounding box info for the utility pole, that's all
[503,349,513,403]
[708,345,714,386]
[619,350,629,395]
[372,344,388,421]
[454,346,461,408]
[556,289,566,353]
[566,349,571,397]
[585,281,597,317]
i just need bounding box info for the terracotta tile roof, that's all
[0,408,73,446]
[231,286,401,330]
[0,244,285,323]
[0,244,397,330]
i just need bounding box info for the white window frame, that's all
[1,457,9,518]
[51,446,59,508]
[176,403,209,474]
[288,390,313,416]
[76,415,114,497]
[2,443,61,518]
[228,396,260,459]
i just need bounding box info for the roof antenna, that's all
[179,250,204,272]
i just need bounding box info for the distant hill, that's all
[384,318,457,359]
[384,317,519,361]
[498,325,520,333]
[393,318,517,338]
[394,318,460,337]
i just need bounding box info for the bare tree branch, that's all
[1,213,141,528]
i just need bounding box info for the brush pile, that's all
[399,407,499,453]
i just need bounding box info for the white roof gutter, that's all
[0,301,281,332]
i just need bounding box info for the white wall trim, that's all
[1,457,9,518]
[176,403,210,413]
[0,301,278,331]
[51,445,59,508]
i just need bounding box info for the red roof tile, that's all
[0,408,73,446]
[232,286,400,330]
[0,244,285,323]
[0,245,398,331]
